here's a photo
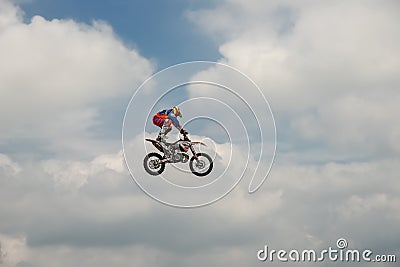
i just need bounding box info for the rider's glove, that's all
[180,129,188,135]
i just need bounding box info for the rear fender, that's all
[145,138,163,152]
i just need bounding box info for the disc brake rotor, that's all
[195,159,206,169]
[149,159,160,169]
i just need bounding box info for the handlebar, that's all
[182,132,190,141]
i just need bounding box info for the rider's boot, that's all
[156,133,168,142]
[157,126,171,142]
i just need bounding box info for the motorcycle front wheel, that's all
[143,152,165,175]
[189,153,213,177]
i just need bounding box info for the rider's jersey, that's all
[155,109,182,129]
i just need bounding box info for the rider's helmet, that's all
[172,106,182,118]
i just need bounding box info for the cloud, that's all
[1,138,399,267]
[0,1,154,158]
[0,234,28,267]
[0,153,21,175]
[188,0,400,160]
[0,232,172,267]
[41,150,126,190]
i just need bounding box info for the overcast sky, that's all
[1,0,399,266]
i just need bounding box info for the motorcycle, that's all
[144,133,213,176]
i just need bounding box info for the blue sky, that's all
[20,0,220,68]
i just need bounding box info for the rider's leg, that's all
[157,119,172,141]
[154,116,165,141]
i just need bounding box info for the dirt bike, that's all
[144,133,213,176]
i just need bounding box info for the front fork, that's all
[190,146,198,160]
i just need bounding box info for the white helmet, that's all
[172,106,182,117]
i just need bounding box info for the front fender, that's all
[191,141,206,146]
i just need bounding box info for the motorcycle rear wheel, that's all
[143,152,165,175]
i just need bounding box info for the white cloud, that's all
[0,234,28,267]
[188,0,400,159]
[0,233,172,267]
[42,150,125,190]
[0,153,21,175]
[1,143,400,266]
[0,1,154,157]
[184,2,400,264]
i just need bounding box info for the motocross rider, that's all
[152,106,188,142]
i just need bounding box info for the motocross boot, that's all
[157,126,171,142]
[156,133,168,142]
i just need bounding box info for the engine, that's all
[163,141,190,163]
[171,152,189,163]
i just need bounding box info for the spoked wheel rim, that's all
[144,152,165,175]
[194,159,206,169]
[148,157,161,169]
[189,153,213,177]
